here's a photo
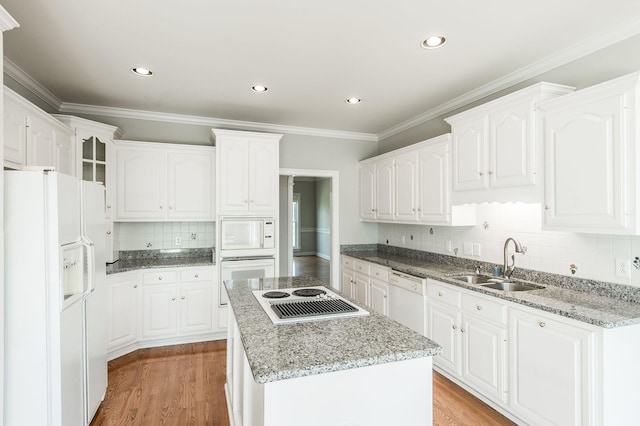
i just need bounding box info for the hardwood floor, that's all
[92,341,515,425]
[292,255,330,285]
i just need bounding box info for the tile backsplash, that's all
[377,203,640,287]
[116,222,215,250]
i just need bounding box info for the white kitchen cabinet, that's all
[353,272,370,308]
[445,82,574,204]
[539,72,640,234]
[341,256,356,297]
[359,161,377,220]
[426,281,462,376]
[213,129,282,215]
[106,272,139,353]
[142,284,179,338]
[375,156,395,221]
[394,151,418,222]
[370,278,390,316]
[114,140,215,221]
[341,256,390,316]
[3,87,75,174]
[509,306,596,426]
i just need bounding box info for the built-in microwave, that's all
[219,217,275,257]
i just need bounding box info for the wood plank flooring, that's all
[292,255,330,285]
[92,341,516,425]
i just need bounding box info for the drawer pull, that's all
[476,305,483,311]
[158,276,163,281]
[461,328,465,333]
[171,297,175,301]
[452,325,457,330]
[181,296,186,300]
[133,284,138,288]
[539,322,546,328]
[195,274,199,278]
[438,291,443,297]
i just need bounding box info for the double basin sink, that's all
[452,274,544,292]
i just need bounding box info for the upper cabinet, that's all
[114,141,215,221]
[4,87,75,175]
[212,129,282,215]
[445,83,575,204]
[539,72,640,234]
[359,134,475,226]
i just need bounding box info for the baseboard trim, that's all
[107,331,227,361]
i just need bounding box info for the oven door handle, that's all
[220,256,275,262]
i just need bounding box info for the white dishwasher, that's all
[388,270,427,336]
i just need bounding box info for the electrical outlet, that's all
[473,243,481,256]
[463,242,473,256]
[191,233,197,240]
[175,236,182,246]
[616,259,631,278]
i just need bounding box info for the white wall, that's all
[316,178,331,258]
[116,222,215,251]
[378,203,640,287]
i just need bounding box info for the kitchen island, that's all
[224,276,441,426]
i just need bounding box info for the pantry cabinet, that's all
[213,129,282,215]
[114,140,215,221]
[359,134,475,226]
[539,72,640,234]
[509,306,596,426]
[445,82,574,204]
[3,87,75,175]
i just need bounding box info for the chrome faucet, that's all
[503,237,525,280]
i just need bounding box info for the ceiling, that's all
[2,0,640,139]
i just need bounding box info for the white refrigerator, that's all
[4,170,108,426]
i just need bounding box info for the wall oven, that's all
[219,216,275,257]
[219,257,275,305]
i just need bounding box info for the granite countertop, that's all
[106,248,215,274]
[225,276,442,384]
[343,250,640,329]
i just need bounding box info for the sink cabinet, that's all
[539,72,640,234]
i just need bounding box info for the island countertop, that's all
[224,276,442,384]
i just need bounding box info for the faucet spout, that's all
[503,237,524,280]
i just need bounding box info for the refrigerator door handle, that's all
[82,237,96,295]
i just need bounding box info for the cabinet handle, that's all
[106,230,111,235]
[383,295,387,298]
[250,200,254,203]
[158,276,163,280]
[195,274,199,278]
[417,208,421,212]
[244,200,248,204]
[160,205,163,209]
[539,322,546,328]
[487,171,493,175]
[479,172,484,176]
[544,205,550,210]
[412,208,416,212]
[181,296,186,300]
[133,284,138,288]
[169,205,173,209]
[438,291,443,296]
[106,204,111,209]
[476,305,483,311]
[461,328,465,332]
[452,325,457,330]
[171,297,176,301]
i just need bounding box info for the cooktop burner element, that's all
[292,288,326,297]
[252,286,369,324]
[262,291,290,299]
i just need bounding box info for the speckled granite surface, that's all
[225,276,442,384]
[341,245,640,328]
[106,248,214,274]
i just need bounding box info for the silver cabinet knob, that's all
[133,284,138,288]
[169,206,173,209]
[461,328,465,333]
[438,291,443,297]
[488,171,494,175]
[544,206,550,210]
[181,296,186,300]
[476,305,483,311]
[106,204,111,209]
[159,205,163,209]
[479,172,484,176]
[452,325,457,330]
[158,276,163,280]
[195,274,199,278]
[539,322,546,328]
[171,297,176,301]
[106,230,111,235]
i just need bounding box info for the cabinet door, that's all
[354,273,369,307]
[369,278,389,316]
[54,127,74,176]
[394,151,418,222]
[452,116,487,191]
[427,301,462,375]
[167,151,214,219]
[509,308,595,426]
[359,162,377,220]
[107,275,138,350]
[376,157,395,221]
[490,101,535,187]
[543,94,627,232]
[27,114,56,168]
[248,140,278,212]
[179,282,213,334]
[142,285,178,338]
[3,99,27,168]
[341,268,355,298]
[418,138,449,223]
[218,140,250,213]
[462,315,507,404]
[116,148,166,219]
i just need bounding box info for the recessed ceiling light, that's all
[131,67,154,76]
[252,85,269,93]
[346,97,362,105]
[421,35,446,49]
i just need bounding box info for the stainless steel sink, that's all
[452,274,496,284]
[481,281,544,292]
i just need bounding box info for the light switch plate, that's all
[473,243,481,256]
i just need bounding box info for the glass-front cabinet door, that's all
[82,135,107,184]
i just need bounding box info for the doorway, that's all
[279,169,340,289]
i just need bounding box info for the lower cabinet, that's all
[341,255,390,316]
[509,306,596,426]
[107,265,223,359]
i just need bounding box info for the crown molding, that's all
[58,102,378,141]
[377,16,640,141]
[4,58,62,111]
[0,6,19,32]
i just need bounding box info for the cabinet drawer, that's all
[353,260,370,275]
[370,264,389,281]
[342,256,354,269]
[180,268,213,283]
[427,281,461,308]
[142,270,179,285]
[462,292,506,325]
